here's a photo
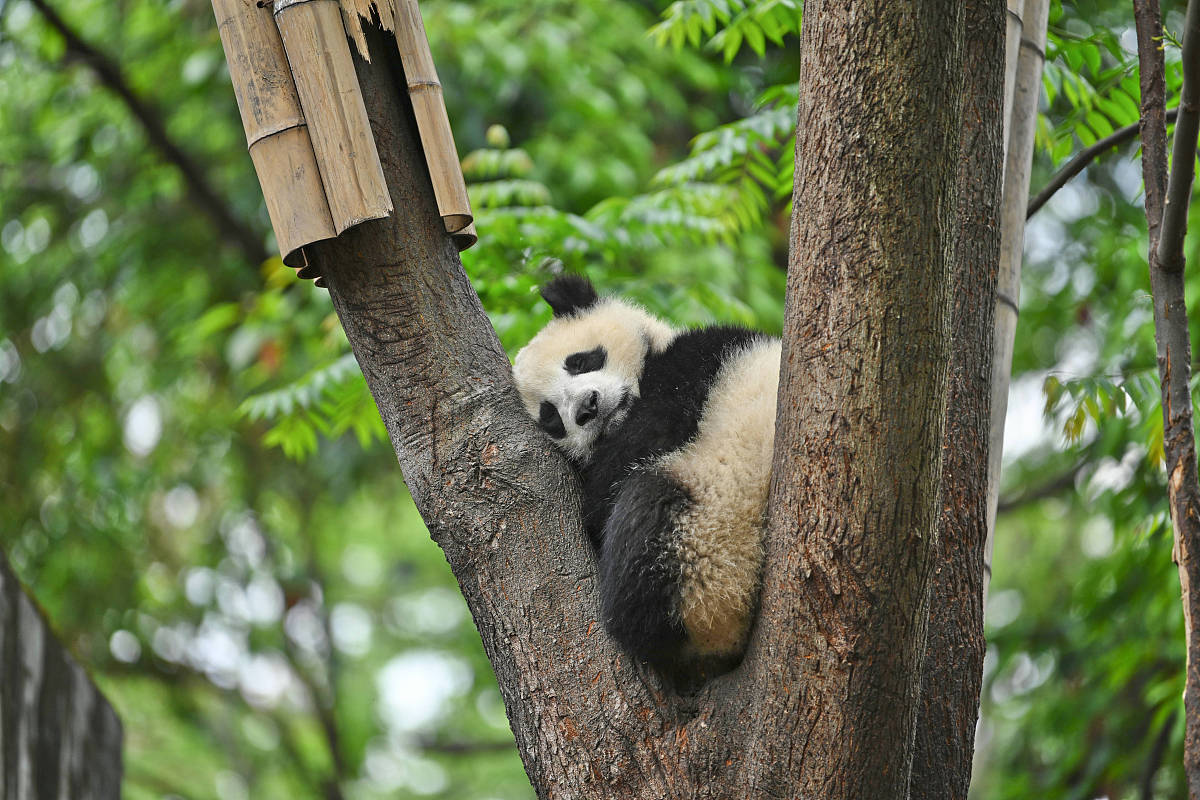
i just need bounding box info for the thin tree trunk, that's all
[910,1,1005,797]
[985,0,1050,597]
[1133,1,1200,796]
[750,0,966,796]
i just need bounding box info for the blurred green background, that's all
[0,0,1195,797]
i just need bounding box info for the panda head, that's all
[513,276,677,463]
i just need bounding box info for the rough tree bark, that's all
[910,1,1005,798]
[1133,1,1200,796]
[296,5,974,797]
[0,552,123,799]
[754,0,966,796]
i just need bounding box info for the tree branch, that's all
[26,0,269,266]
[1133,1,1200,796]
[303,27,700,798]
[995,458,1087,514]
[417,738,516,754]
[1027,108,1180,219]
[1158,0,1200,273]
[1142,709,1178,800]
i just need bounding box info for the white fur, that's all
[657,338,780,658]
[513,298,677,462]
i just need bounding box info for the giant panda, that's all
[512,275,780,675]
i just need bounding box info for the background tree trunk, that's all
[1134,1,1200,794]
[909,2,1005,798]
[303,6,978,796]
[0,553,123,799]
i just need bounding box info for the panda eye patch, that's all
[538,401,567,439]
[564,347,606,375]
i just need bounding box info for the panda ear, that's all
[540,275,599,317]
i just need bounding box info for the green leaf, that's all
[1086,111,1114,139]
[1083,42,1102,76]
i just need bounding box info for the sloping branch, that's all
[996,458,1087,514]
[1133,1,1200,796]
[26,0,269,266]
[1158,0,1200,273]
[1028,108,1180,219]
[304,27,696,798]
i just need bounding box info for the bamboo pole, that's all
[984,0,1050,598]
[1002,0,1024,161]
[211,0,335,266]
[338,0,475,250]
[393,0,472,235]
[274,0,393,235]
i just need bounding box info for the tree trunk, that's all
[1133,1,1200,795]
[302,6,972,796]
[0,553,123,799]
[909,2,1005,798]
[752,0,966,796]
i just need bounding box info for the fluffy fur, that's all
[512,276,779,673]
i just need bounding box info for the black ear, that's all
[540,275,599,317]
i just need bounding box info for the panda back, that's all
[655,338,781,658]
[579,326,764,542]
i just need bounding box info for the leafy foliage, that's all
[650,0,802,62]
[1039,1,1183,164]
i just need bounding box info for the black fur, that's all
[540,275,599,317]
[538,401,566,439]
[580,326,763,544]
[598,470,690,665]
[564,346,606,375]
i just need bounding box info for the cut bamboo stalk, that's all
[1002,0,1024,162]
[211,0,335,267]
[985,0,1050,599]
[393,0,473,235]
[274,0,393,234]
[338,0,475,245]
[453,220,477,251]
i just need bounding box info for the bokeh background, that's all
[0,0,1194,797]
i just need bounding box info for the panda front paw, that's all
[597,470,690,666]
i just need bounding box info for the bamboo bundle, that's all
[212,0,475,279]
[211,0,335,268]
[339,0,476,251]
[274,0,393,235]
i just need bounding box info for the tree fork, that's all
[301,21,762,799]
[297,7,981,797]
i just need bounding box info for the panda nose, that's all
[575,391,599,426]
